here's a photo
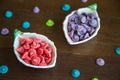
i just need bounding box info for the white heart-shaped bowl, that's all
[63,7,100,45]
[13,32,57,69]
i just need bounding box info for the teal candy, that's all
[62,4,71,11]
[0,65,8,74]
[115,48,120,55]
[71,69,80,78]
[22,21,31,29]
[5,10,13,18]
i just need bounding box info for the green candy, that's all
[92,77,99,80]
[46,19,54,27]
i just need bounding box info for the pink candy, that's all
[16,37,53,66]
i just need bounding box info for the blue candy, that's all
[62,4,71,12]
[22,21,31,29]
[0,65,8,74]
[115,47,120,55]
[5,10,13,18]
[71,69,80,78]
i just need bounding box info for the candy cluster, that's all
[67,12,98,42]
[16,37,53,66]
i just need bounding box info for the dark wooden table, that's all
[0,0,120,80]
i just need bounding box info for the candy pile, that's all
[16,37,53,66]
[67,12,98,42]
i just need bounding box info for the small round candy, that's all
[33,6,40,13]
[115,47,120,55]
[81,0,88,3]
[5,10,13,18]
[22,21,31,29]
[89,19,98,28]
[0,65,8,74]
[91,77,99,80]
[1,28,9,35]
[62,4,71,12]
[96,58,105,66]
[45,19,54,27]
[71,69,80,78]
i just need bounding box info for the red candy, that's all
[16,37,53,66]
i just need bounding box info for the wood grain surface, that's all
[0,0,120,80]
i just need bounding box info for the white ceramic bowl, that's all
[13,32,57,69]
[63,5,100,45]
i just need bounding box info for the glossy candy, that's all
[67,12,98,42]
[0,65,8,74]
[89,19,98,28]
[22,21,31,29]
[62,4,71,12]
[81,0,88,3]
[46,19,54,27]
[5,10,13,18]
[16,37,53,66]
[92,77,99,80]
[1,28,9,35]
[96,58,105,66]
[33,6,40,13]
[115,47,120,55]
[72,34,79,42]
[71,69,80,78]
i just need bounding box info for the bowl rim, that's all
[13,32,57,68]
[63,7,100,45]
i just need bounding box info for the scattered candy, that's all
[5,10,13,18]
[115,47,120,55]
[33,6,40,13]
[16,37,53,66]
[22,21,31,29]
[62,4,71,12]
[67,12,98,42]
[81,0,88,3]
[1,28,9,35]
[46,19,54,27]
[0,65,8,74]
[91,77,99,80]
[71,69,80,78]
[96,58,105,66]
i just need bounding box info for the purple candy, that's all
[70,22,77,30]
[89,19,98,28]
[69,13,78,21]
[81,0,88,3]
[79,34,84,40]
[33,6,40,13]
[68,30,74,38]
[72,34,79,42]
[1,28,9,35]
[67,11,98,42]
[76,25,87,35]
[90,28,95,35]
[67,25,72,32]
[74,17,81,24]
[96,58,105,66]
[80,15,87,23]
[68,15,75,21]
[89,13,97,19]
[82,24,92,33]
[84,33,89,39]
